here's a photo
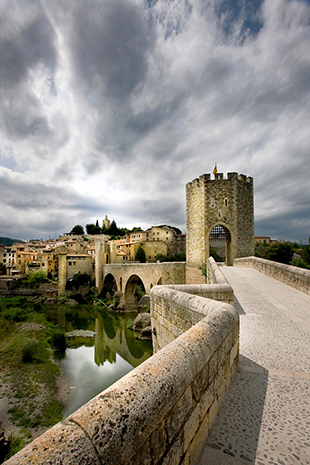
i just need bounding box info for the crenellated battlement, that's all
[186,172,253,189]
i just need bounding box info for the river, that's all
[47,305,153,416]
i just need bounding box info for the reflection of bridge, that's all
[98,262,186,309]
[94,313,152,368]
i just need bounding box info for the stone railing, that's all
[164,257,234,306]
[234,256,310,295]
[206,256,228,285]
[5,260,238,465]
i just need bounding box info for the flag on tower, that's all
[213,163,217,175]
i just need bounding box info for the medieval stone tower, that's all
[186,172,254,284]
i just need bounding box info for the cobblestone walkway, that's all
[195,266,310,465]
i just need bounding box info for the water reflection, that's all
[48,306,152,416]
[61,347,133,417]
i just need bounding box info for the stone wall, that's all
[234,256,310,295]
[152,258,234,351]
[5,261,238,465]
[58,253,94,296]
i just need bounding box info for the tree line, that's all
[70,220,143,238]
[255,239,310,269]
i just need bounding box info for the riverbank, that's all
[0,295,152,462]
[0,299,71,461]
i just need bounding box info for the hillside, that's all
[0,237,24,246]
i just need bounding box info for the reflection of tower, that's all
[94,314,116,366]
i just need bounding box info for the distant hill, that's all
[0,237,24,246]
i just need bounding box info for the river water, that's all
[47,305,153,416]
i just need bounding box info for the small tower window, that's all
[224,199,228,206]
[219,211,221,217]
[211,200,214,207]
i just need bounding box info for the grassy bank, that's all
[0,297,68,462]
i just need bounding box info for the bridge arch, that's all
[124,274,146,310]
[102,273,118,298]
[207,223,232,266]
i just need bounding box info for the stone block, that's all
[208,350,219,384]
[230,341,239,367]
[183,404,200,452]
[166,386,193,443]
[192,364,209,402]
[199,385,214,422]
[149,420,167,464]
[208,397,219,429]
[162,435,184,465]
[186,411,210,465]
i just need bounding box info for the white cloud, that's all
[0,0,309,242]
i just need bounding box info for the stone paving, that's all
[194,266,310,465]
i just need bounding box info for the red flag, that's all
[213,163,217,175]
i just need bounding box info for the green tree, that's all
[86,224,95,234]
[92,225,102,234]
[107,219,119,236]
[70,225,84,235]
[266,242,294,264]
[135,245,146,263]
[86,224,102,235]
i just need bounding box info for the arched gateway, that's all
[186,172,254,284]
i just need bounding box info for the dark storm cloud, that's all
[0,10,57,86]
[69,0,151,101]
[0,3,59,144]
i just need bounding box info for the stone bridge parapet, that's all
[234,256,310,295]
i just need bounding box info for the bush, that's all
[156,252,186,262]
[20,338,40,362]
[135,283,146,300]
[49,331,67,352]
[291,256,309,269]
[20,338,48,363]
[21,272,49,288]
[1,307,27,322]
[4,433,26,461]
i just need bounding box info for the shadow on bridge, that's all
[196,355,268,464]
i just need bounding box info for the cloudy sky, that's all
[0,0,309,243]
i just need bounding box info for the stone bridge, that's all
[5,258,310,465]
[98,262,186,309]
